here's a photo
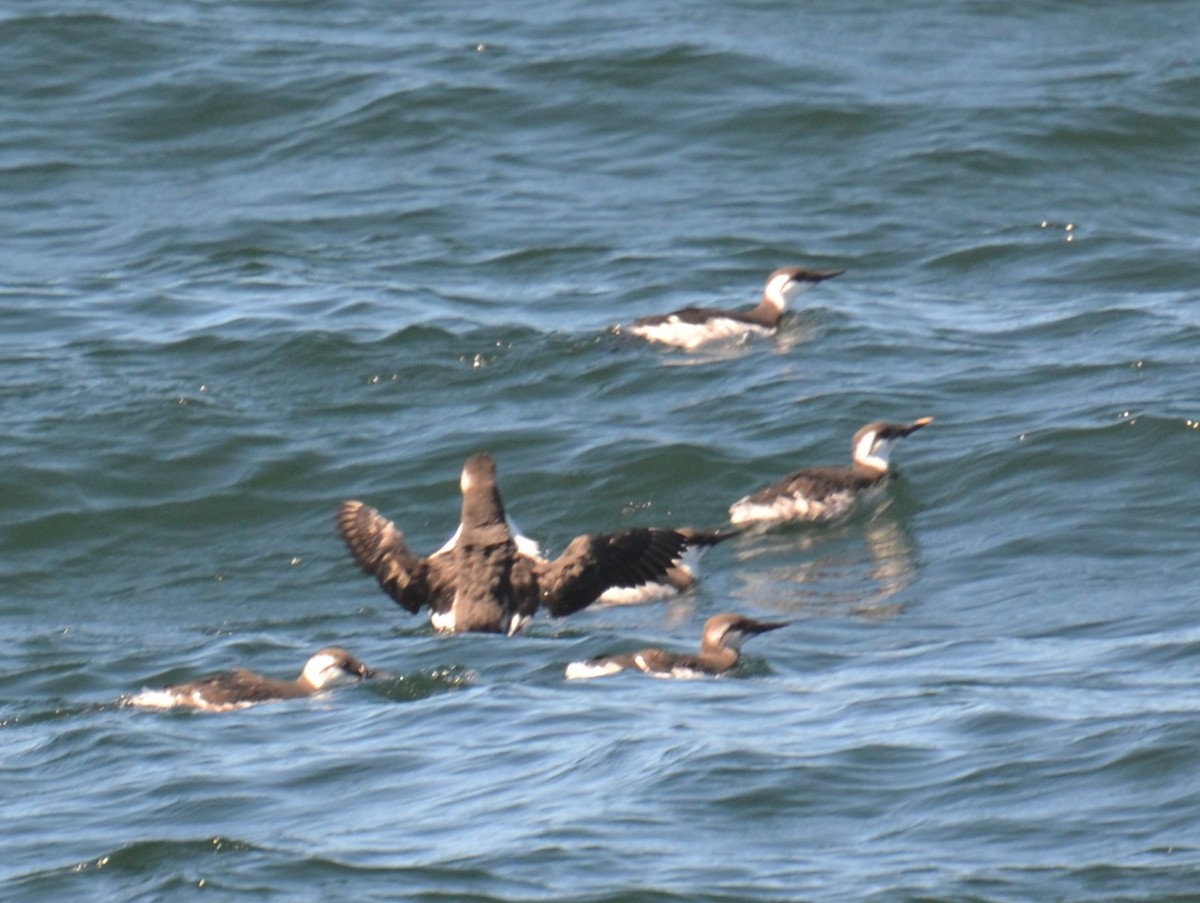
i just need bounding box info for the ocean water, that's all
[2,0,1199,900]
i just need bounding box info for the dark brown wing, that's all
[633,306,747,327]
[677,526,742,547]
[185,671,305,705]
[537,528,687,618]
[336,500,435,615]
[633,649,717,676]
[744,466,877,505]
[571,652,639,677]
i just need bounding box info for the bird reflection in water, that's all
[729,504,917,619]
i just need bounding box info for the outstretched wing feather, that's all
[539,528,687,618]
[335,500,431,614]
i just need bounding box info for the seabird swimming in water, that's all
[337,453,690,634]
[622,266,844,350]
[598,527,740,605]
[126,648,375,712]
[728,417,933,527]
[565,612,788,679]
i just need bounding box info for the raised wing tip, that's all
[677,526,743,546]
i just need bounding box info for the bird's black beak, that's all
[750,619,790,635]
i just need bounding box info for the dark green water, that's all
[2,1,1199,900]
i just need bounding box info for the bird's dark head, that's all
[459,452,508,531]
[703,612,789,653]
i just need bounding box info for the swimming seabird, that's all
[598,527,740,604]
[622,266,844,350]
[565,612,788,679]
[337,453,690,634]
[126,648,375,712]
[728,417,933,527]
